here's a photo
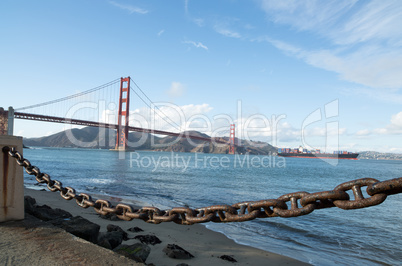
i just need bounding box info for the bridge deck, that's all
[14,112,229,144]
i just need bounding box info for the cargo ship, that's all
[277,146,359,160]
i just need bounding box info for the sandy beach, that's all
[22,188,308,266]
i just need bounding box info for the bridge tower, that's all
[115,77,131,150]
[229,124,235,154]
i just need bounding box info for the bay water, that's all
[23,148,401,265]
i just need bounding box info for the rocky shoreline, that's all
[12,188,308,265]
[25,195,198,264]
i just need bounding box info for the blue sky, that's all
[1,0,402,153]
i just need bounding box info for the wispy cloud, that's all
[345,86,402,104]
[184,40,208,50]
[258,0,358,35]
[356,129,371,136]
[244,24,255,30]
[109,1,148,14]
[157,30,165,36]
[192,18,205,27]
[331,0,402,45]
[259,0,402,46]
[257,0,402,91]
[268,39,402,90]
[167,82,186,97]
[184,0,189,14]
[373,111,402,135]
[214,25,241,38]
[304,46,402,90]
[355,111,402,137]
[184,0,205,27]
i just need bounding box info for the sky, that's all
[1,0,402,153]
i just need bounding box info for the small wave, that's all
[257,220,311,235]
[87,178,113,185]
[24,184,46,191]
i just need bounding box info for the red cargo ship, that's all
[277,146,359,160]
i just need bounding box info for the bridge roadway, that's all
[14,112,229,145]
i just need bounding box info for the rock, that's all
[163,244,194,259]
[24,196,73,221]
[31,204,73,221]
[220,255,237,262]
[24,196,37,215]
[114,243,151,263]
[134,235,161,245]
[128,226,144,232]
[50,216,100,243]
[107,224,128,240]
[176,264,189,266]
[97,237,112,250]
[99,213,120,221]
[97,231,124,249]
[24,197,99,244]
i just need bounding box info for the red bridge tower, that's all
[115,77,131,150]
[229,124,235,154]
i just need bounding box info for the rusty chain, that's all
[3,146,402,225]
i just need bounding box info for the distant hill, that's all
[23,126,277,155]
[358,151,402,160]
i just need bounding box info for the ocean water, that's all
[23,148,402,265]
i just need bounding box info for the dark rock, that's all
[31,204,73,221]
[24,196,37,215]
[114,243,151,263]
[97,237,112,250]
[107,224,128,240]
[24,196,73,222]
[128,226,144,232]
[176,264,189,266]
[134,234,161,245]
[220,255,237,262]
[97,231,124,249]
[163,244,194,259]
[99,213,120,221]
[50,216,100,243]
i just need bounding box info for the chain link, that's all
[4,146,402,225]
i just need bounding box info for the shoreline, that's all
[23,187,308,265]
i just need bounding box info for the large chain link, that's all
[3,146,402,225]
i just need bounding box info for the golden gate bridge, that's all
[1,77,236,153]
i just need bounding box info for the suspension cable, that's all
[130,78,183,132]
[16,78,121,111]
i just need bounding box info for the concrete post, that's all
[7,107,14,136]
[0,135,24,222]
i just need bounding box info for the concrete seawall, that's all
[0,215,143,265]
